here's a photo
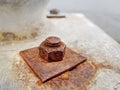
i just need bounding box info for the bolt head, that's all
[45,36,61,47]
[39,37,66,62]
[50,9,59,14]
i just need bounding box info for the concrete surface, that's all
[1,14,120,90]
[47,0,120,43]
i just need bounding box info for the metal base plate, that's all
[20,47,86,82]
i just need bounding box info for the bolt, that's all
[39,36,66,62]
[45,36,61,47]
[50,9,59,14]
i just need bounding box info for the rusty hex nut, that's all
[39,36,66,62]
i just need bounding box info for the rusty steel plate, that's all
[47,15,66,18]
[40,61,96,90]
[20,47,86,82]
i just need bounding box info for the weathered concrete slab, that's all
[88,69,120,90]
[0,14,120,90]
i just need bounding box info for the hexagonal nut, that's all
[39,41,66,62]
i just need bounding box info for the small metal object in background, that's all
[20,36,87,82]
[47,9,66,18]
[50,9,59,15]
[39,36,66,62]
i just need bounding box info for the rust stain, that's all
[94,61,120,74]
[61,72,70,80]
[36,80,42,86]
[0,31,39,45]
